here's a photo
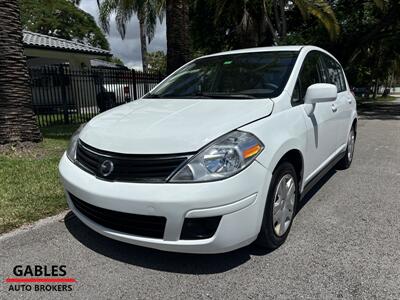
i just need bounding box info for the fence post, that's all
[132,69,138,100]
[59,66,69,124]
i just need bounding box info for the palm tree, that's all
[99,0,164,71]
[0,0,42,144]
[166,0,190,74]
[210,0,339,47]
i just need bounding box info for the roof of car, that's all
[203,46,306,58]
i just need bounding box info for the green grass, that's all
[377,95,398,101]
[0,124,79,233]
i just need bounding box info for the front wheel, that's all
[256,162,299,250]
[337,125,356,169]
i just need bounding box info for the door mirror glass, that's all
[304,83,337,104]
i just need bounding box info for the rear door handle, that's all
[347,97,352,104]
[331,103,337,112]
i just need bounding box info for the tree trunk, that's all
[139,16,148,72]
[373,80,379,99]
[0,0,42,144]
[166,0,190,74]
[273,0,281,36]
[262,1,278,44]
[279,0,287,38]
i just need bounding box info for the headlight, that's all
[169,131,264,182]
[66,124,86,163]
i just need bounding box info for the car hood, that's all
[79,98,273,154]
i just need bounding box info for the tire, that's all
[337,125,356,169]
[256,161,299,250]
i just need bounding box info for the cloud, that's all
[79,0,167,69]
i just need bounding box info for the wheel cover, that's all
[347,129,355,162]
[272,174,296,237]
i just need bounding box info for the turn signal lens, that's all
[243,144,262,159]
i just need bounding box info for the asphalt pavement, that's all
[1,102,399,299]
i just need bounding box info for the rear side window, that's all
[292,51,324,105]
[321,55,346,92]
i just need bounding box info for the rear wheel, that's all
[256,162,299,250]
[337,125,356,169]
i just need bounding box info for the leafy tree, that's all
[108,56,125,65]
[284,0,400,89]
[191,0,338,53]
[20,0,110,50]
[99,0,164,71]
[147,51,166,74]
[0,0,41,144]
[99,0,191,74]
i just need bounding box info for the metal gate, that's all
[29,66,163,127]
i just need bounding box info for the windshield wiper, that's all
[144,93,182,99]
[197,92,257,99]
[144,93,161,98]
[145,92,257,99]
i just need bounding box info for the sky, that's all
[79,0,167,69]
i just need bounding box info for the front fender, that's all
[240,106,308,184]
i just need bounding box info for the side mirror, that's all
[304,83,337,104]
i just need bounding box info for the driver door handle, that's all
[331,103,337,112]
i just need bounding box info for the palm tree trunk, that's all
[139,16,148,72]
[166,0,190,74]
[279,0,287,38]
[0,0,42,144]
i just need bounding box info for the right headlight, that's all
[169,131,264,183]
[66,123,86,163]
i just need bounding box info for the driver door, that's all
[292,51,339,183]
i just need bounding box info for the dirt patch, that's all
[0,141,46,159]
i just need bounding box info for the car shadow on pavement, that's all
[297,168,337,212]
[357,101,400,120]
[64,212,272,274]
[64,166,339,274]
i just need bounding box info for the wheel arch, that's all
[271,148,304,189]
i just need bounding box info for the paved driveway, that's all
[1,103,399,299]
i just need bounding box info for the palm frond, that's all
[213,0,230,22]
[145,0,158,42]
[372,0,385,10]
[70,0,81,5]
[99,0,119,33]
[294,0,340,41]
[156,0,165,23]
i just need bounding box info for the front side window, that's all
[292,51,324,105]
[145,51,299,99]
[321,55,346,92]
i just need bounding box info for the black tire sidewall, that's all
[257,161,299,249]
[338,126,356,169]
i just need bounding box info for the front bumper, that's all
[59,153,271,253]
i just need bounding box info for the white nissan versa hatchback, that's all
[60,46,357,253]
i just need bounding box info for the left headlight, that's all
[66,124,86,163]
[169,131,264,183]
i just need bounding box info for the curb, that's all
[0,210,70,241]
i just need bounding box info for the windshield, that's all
[145,51,299,99]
